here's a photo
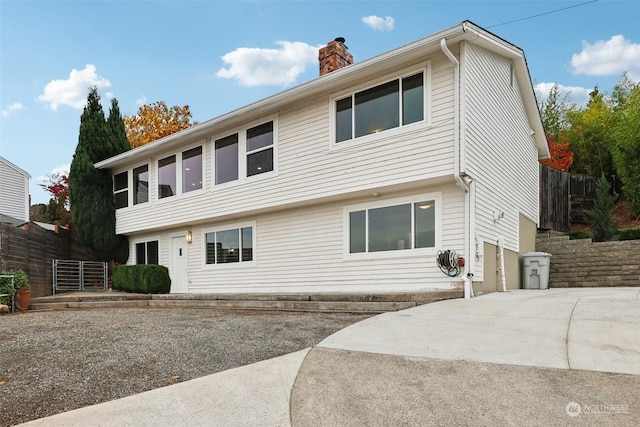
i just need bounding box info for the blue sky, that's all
[1,0,639,205]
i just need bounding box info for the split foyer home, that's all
[0,156,30,223]
[95,21,549,296]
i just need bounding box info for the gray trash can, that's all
[522,252,552,289]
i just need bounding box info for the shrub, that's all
[0,268,28,305]
[568,230,592,240]
[112,265,171,294]
[618,228,640,241]
[587,174,619,242]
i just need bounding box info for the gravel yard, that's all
[0,308,372,426]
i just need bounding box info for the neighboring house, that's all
[0,156,30,223]
[96,21,549,295]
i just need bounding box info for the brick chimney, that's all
[318,37,353,76]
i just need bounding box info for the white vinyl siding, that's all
[462,42,539,255]
[0,157,30,222]
[174,185,463,293]
[114,59,455,236]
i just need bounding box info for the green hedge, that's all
[112,265,171,294]
[618,228,640,241]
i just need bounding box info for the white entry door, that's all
[170,236,188,293]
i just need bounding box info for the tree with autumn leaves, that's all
[37,172,71,225]
[123,101,197,148]
[539,75,640,216]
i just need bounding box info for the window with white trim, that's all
[182,146,203,192]
[212,118,276,187]
[158,155,177,199]
[346,196,438,255]
[136,240,159,264]
[205,225,254,265]
[336,71,425,143]
[133,165,149,205]
[246,122,273,177]
[114,171,128,209]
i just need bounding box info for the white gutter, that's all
[441,37,474,299]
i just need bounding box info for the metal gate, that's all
[52,260,108,294]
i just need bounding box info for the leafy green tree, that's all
[610,75,640,216]
[566,87,615,178]
[69,87,131,263]
[587,174,618,242]
[539,83,571,141]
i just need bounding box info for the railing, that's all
[0,275,15,312]
[52,260,108,294]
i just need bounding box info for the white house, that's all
[0,156,30,223]
[96,21,549,296]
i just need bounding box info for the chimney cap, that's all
[334,37,346,44]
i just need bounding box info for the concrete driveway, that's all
[21,288,640,426]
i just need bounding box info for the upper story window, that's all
[336,71,425,143]
[212,118,276,187]
[133,165,149,205]
[215,134,238,185]
[246,122,274,177]
[345,194,439,257]
[114,171,128,209]
[158,155,176,199]
[182,146,203,192]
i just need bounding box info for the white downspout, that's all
[497,236,507,292]
[441,38,474,299]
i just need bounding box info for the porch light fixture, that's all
[186,231,193,244]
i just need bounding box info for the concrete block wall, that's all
[536,232,640,288]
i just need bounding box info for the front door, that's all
[170,236,188,293]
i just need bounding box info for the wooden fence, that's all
[0,222,97,297]
[539,163,596,232]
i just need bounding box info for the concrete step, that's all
[148,299,417,313]
[28,290,462,313]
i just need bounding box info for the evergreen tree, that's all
[69,87,131,263]
[587,174,618,242]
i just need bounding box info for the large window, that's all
[158,155,176,199]
[114,171,128,209]
[336,71,424,143]
[133,165,149,205]
[182,147,203,192]
[205,226,254,265]
[215,134,239,185]
[135,240,159,265]
[246,122,273,177]
[347,197,436,255]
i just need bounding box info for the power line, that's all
[487,0,599,29]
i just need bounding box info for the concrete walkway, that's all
[20,288,640,426]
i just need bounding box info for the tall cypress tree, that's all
[69,87,131,262]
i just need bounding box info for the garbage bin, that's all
[522,252,552,289]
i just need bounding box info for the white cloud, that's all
[136,96,147,106]
[216,41,321,87]
[37,64,111,111]
[1,102,25,117]
[362,15,395,32]
[572,35,640,81]
[535,82,591,108]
